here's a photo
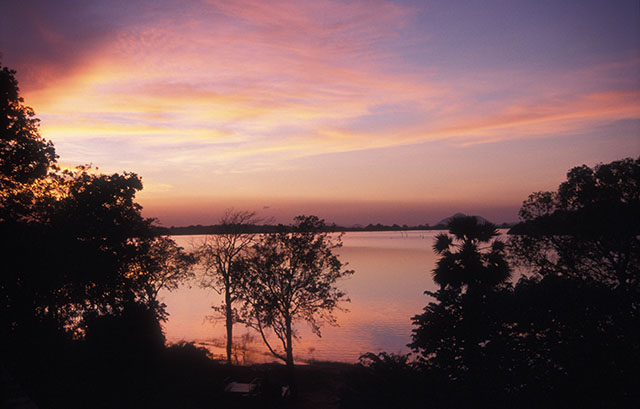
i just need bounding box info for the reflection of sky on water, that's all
[161,230,509,363]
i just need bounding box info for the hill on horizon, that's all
[435,213,492,227]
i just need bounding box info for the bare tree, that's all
[197,209,261,364]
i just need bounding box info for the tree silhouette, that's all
[410,216,511,406]
[431,215,510,292]
[196,209,261,364]
[506,158,640,407]
[1,63,63,343]
[0,63,57,223]
[237,215,354,372]
[136,236,196,321]
[0,64,56,186]
[0,64,192,343]
[1,166,166,339]
[509,157,640,293]
[409,161,640,407]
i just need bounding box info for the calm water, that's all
[161,230,503,364]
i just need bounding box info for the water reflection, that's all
[161,230,504,363]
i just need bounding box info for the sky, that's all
[1,0,639,226]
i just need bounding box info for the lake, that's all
[161,230,507,364]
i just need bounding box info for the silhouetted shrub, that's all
[84,302,165,361]
[339,353,430,409]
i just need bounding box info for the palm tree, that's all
[432,215,510,293]
[411,215,512,403]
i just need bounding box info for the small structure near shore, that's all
[224,378,261,397]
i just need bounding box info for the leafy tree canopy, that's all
[0,64,194,342]
[509,157,640,292]
[0,64,56,186]
[432,215,510,292]
[237,215,354,369]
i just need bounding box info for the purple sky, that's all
[1,0,638,225]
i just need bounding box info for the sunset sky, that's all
[2,0,639,226]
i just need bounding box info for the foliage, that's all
[196,209,261,364]
[410,216,514,407]
[0,64,194,344]
[167,341,215,363]
[340,353,430,409]
[406,160,640,408]
[0,63,58,223]
[502,158,640,407]
[413,215,511,377]
[237,215,354,368]
[509,157,640,292]
[431,216,511,292]
[0,64,56,186]
[506,274,640,407]
[0,167,186,338]
[136,236,196,320]
[84,301,166,361]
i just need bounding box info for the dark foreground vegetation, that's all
[3,333,353,409]
[2,61,639,408]
[342,157,640,409]
[1,62,353,408]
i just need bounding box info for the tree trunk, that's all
[225,289,233,365]
[284,315,297,396]
[284,315,294,368]
[463,291,487,406]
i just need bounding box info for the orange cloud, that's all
[7,0,637,224]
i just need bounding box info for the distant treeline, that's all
[158,221,516,236]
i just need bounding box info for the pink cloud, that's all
[5,0,638,226]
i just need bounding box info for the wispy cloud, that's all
[2,0,638,224]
